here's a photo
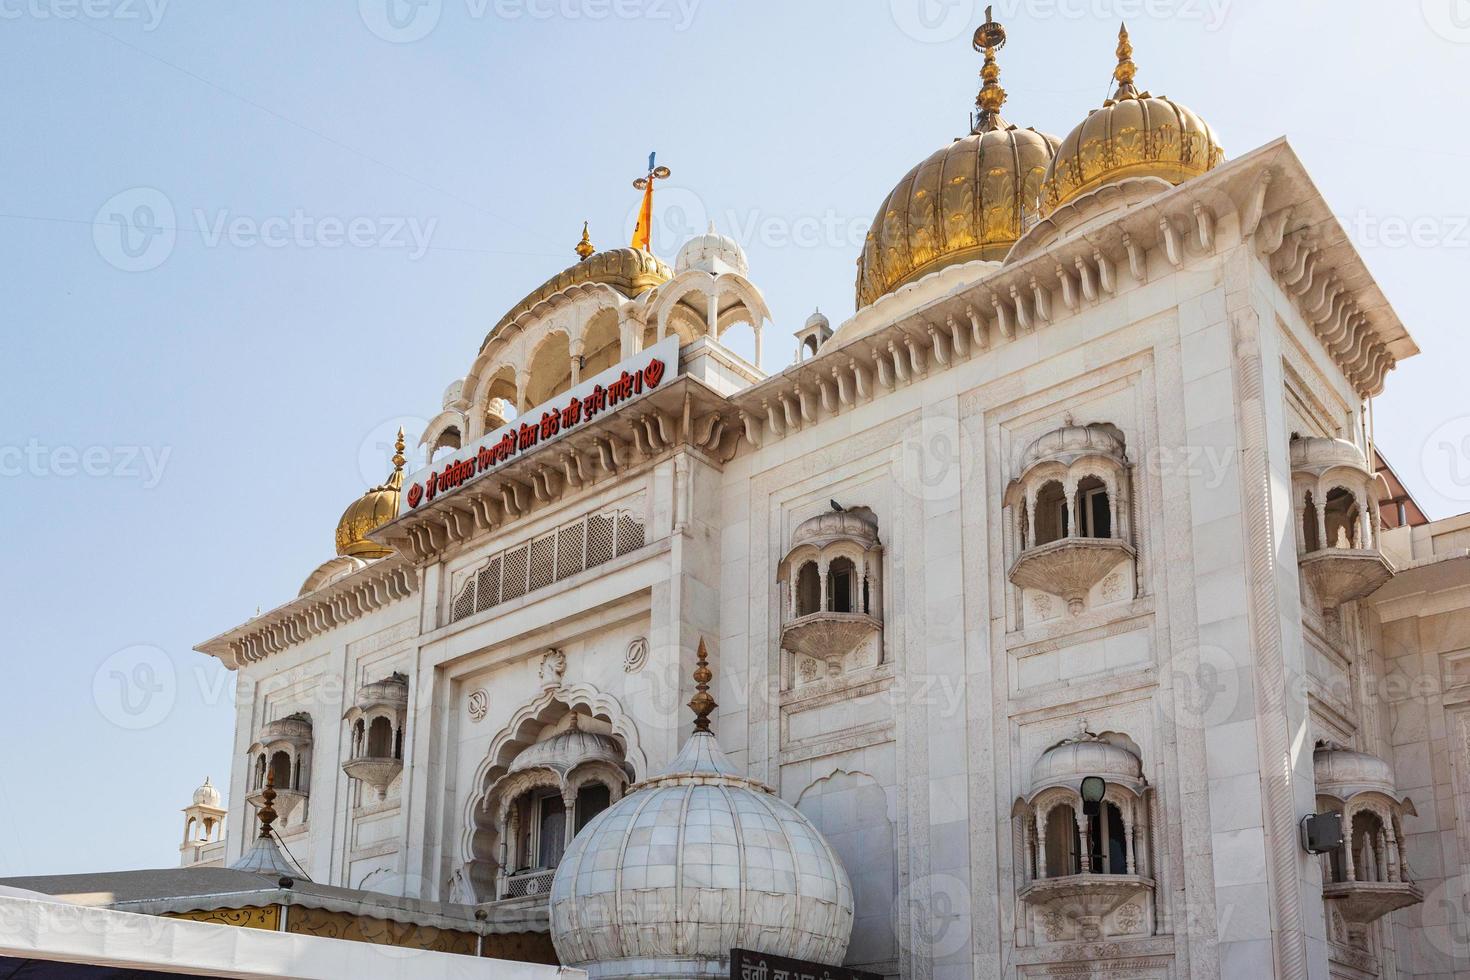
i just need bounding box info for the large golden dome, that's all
[856,20,1058,310]
[1040,25,1222,216]
[335,429,405,559]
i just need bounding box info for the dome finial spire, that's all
[256,770,278,841]
[1110,22,1140,102]
[383,426,406,492]
[575,221,595,261]
[970,5,1009,134]
[688,638,717,734]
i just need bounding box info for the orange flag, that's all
[631,151,668,252]
[631,178,654,251]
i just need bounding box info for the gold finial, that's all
[688,638,717,734]
[970,6,1009,134]
[380,426,407,493]
[1110,22,1140,102]
[256,770,278,840]
[575,221,595,262]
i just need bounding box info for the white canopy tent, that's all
[0,891,583,980]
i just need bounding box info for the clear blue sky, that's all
[2,1,1467,875]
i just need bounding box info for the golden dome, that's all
[856,19,1058,310]
[1040,25,1223,216]
[334,429,405,559]
[480,246,671,352]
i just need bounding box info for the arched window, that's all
[367,717,393,758]
[1324,487,1361,549]
[254,754,266,790]
[575,783,611,834]
[827,557,857,613]
[1075,476,1111,539]
[525,332,573,408]
[1351,810,1386,883]
[1086,801,1128,874]
[581,311,622,378]
[269,751,292,790]
[1044,807,1079,877]
[796,561,821,616]
[1034,481,1068,545]
[1302,491,1321,552]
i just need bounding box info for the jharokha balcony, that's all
[1314,744,1422,930]
[1290,437,1395,608]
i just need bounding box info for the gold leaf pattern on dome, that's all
[855,13,1057,310]
[334,428,405,559]
[480,247,671,352]
[1039,23,1223,216]
[856,126,1058,310]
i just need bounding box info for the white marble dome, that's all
[791,509,879,550]
[1314,744,1403,801]
[1019,420,1128,473]
[675,224,749,278]
[1031,734,1144,796]
[191,777,222,808]
[510,722,626,777]
[549,730,853,979]
[1289,436,1371,476]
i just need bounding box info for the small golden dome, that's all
[856,17,1058,309]
[1040,24,1223,216]
[480,247,671,352]
[334,429,406,559]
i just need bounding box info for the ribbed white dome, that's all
[510,724,625,777]
[1031,735,1144,796]
[191,777,222,808]
[1314,744,1403,801]
[549,731,853,979]
[675,224,749,278]
[1019,420,1128,473]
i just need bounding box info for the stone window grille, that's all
[450,507,648,624]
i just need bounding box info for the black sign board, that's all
[730,948,882,980]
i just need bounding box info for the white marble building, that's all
[186,21,1470,980]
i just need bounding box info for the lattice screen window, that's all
[449,505,651,624]
[616,513,646,556]
[452,578,477,621]
[557,524,586,580]
[501,545,529,601]
[529,534,557,591]
[475,556,502,614]
[587,514,616,568]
